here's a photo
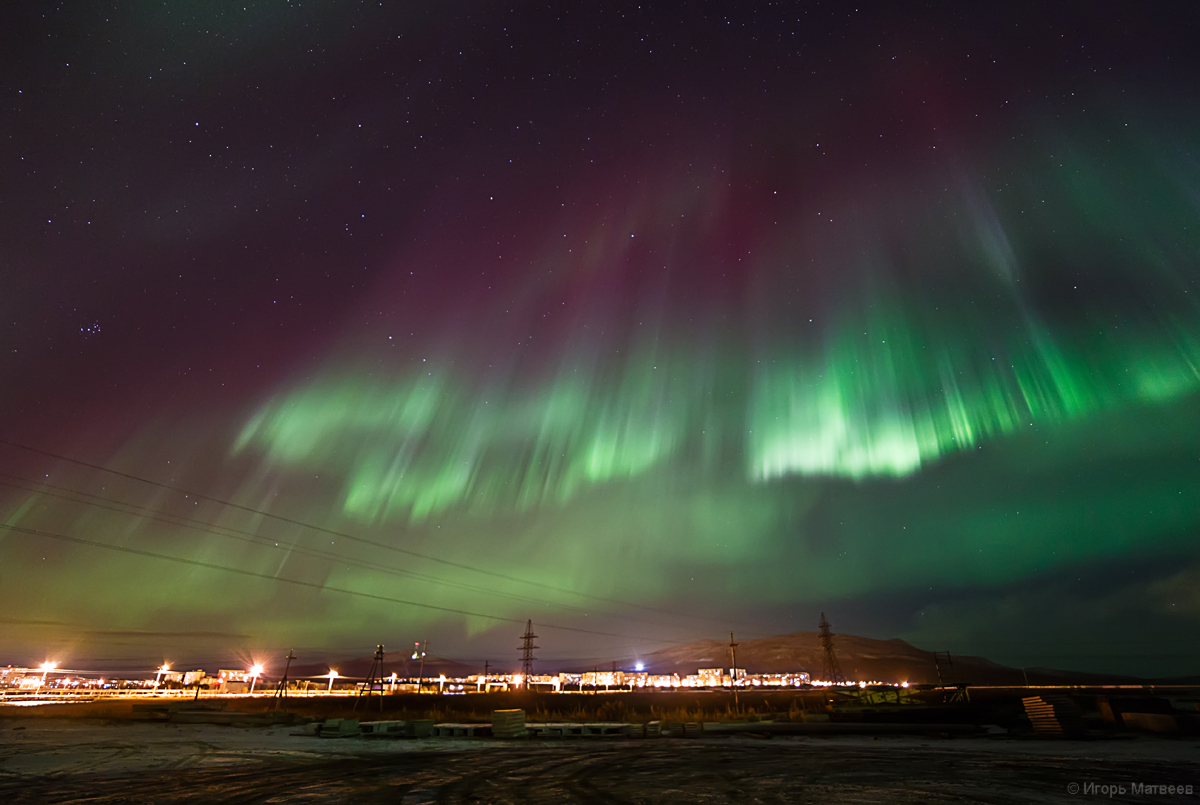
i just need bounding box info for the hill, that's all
[632,631,1137,686]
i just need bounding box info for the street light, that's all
[248,663,264,694]
[37,662,57,693]
[326,669,339,694]
[155,663,171,692]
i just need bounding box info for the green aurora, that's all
[234,127,1200,522]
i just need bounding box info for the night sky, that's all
[4,1,1200,677]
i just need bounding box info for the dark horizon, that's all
[7,627,1196,691]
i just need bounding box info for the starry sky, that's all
[4,1,1200,677]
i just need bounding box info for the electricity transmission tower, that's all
[518,620,538,682]
[818,612,845,685]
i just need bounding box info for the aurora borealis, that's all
[4,2,1200,677]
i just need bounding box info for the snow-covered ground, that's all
[1,718,1196,803]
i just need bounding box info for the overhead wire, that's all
[0,523,701,646]
[0,471,765,636]
[0,475,608,621]
[0,439,764,633]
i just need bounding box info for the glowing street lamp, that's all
[325,669,339,694]
[154,663,171,692]
[248,663,264,694]
[38,661,57,691]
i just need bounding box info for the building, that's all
[581,671,624,689]
[743,672,811,687]
[645,674,681,688]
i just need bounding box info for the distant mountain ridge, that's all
[630,631,1140,686]
[273,632,1166,685]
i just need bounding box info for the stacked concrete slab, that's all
[665,721,702,738]
[432,724,491,737]
[360,719,436,738]
[492,709,526,739]
[1120,712,1180,733]
[1021,695,1083,736]
[1097,696,1195,733]
[318,718,360,738]
[408,719,436,737]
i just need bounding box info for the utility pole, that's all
[519,620,538,685]
[412,641,427,693]
[729,632,740,710]
[354,645,385,712]
[818,612,845,685]
[273,649,296,711]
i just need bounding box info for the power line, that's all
[0,475,605,620]
[0,439,761,631]
[0,471,763,636]
[0,523,700,647]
